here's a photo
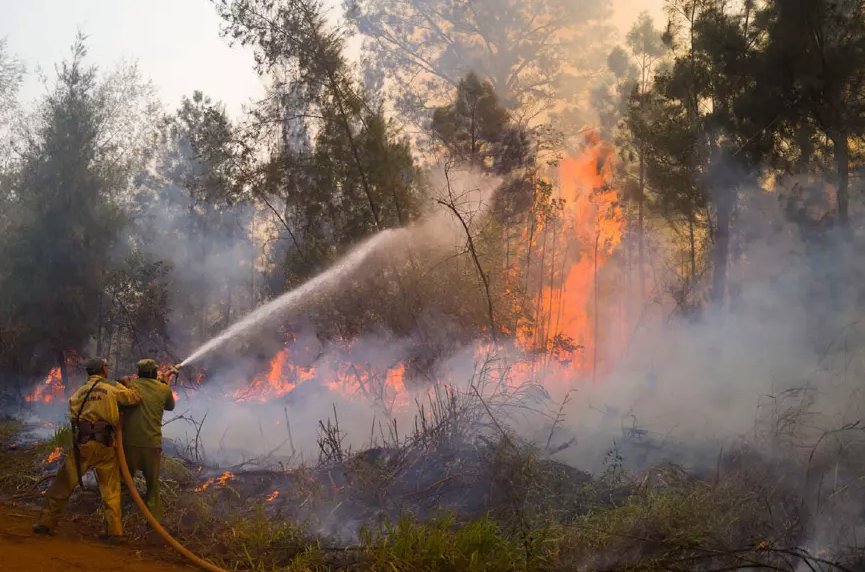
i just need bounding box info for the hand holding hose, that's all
[159,364,182,385]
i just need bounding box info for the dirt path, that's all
[0,503,194,571]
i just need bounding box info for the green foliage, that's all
[361,513,525,571]
[555,481,765,570]
[755,0,865,223]
[217,0,419,287]
[431,73,531,176]
[0,36,125,374]
[49,423,72,449]
[217,504,322,571]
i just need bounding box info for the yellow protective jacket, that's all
[69,375,141,426]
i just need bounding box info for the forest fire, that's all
[25,368,66,404]
[231,349,312,401]
[231,343,410,410]
[521,133,626,380]
[227,134,626,404]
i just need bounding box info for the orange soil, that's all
[0,502,193,571]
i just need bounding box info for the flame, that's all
[46,447,63,464]
[194,471,235,493]
[265,490,279,502]
[386,364,407,394]
[228,133,625,404]
[232,349,313,401]
[518,133,625,380]
[26,368,65,403]
[233,343,408,408]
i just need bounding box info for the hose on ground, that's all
[115,423,230,572]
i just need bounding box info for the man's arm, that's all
[164,387,175,412]
[114,383,142,406]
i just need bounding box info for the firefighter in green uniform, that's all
[121,358,175,519]
[33,357,142,539]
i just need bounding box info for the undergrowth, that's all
[0,416,845,571]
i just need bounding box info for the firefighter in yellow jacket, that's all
[33,357,141,540]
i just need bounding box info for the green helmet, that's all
[136,359,159,376]
[85,357,109,375]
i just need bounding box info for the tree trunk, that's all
[834,132,850,225]
[710,195,732,306]
[638,146,646,299]
[688,213,697,284]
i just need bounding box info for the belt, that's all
[74,421,114,446]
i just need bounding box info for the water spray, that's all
[179,229,401,368]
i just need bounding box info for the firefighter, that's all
[33,357,142,540]
[121,358,175,520]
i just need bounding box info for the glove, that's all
[159,365,180,384]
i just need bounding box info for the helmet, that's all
[85,357,109,376]
[136,359,159,376]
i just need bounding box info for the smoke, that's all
[179,167,502,366]
[162,167,503,458]
[163,157,865,471]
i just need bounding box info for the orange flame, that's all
[518,133,625,380]
[232,349,314,401]
[46,447,63,464]
[229,133,625,404]
[26,368,65,403]
[265,490,279,502]
[195,471,235,493]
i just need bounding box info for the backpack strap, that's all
[72,378,102,488]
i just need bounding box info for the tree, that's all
[626,14,666,299]
[0,39,23,242]
[0,38,23,170]
[628,0,768,307]
[431,73,532,174]
[214,0,419,286]
[757,0,865,225]
[130,91,255,352]
[604,14,667,301]
[344,0,613,132]
[0,38,124,382]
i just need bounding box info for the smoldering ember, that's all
[2,1,865,571]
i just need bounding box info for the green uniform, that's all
[122,375,174,519]
[38,375,142,536]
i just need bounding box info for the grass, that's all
[216,504,322,571]
[360,513,525,572]
[0,415,832,571]
[0,417,63,493]
[555,484,760,569]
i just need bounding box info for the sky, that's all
[0,0,665,119]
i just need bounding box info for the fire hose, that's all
[115,386,231,572]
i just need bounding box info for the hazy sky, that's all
[0,0,665,118]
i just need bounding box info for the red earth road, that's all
[0,503,194,571]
